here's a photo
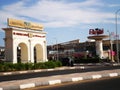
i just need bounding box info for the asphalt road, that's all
[0,65,120,82]
[31,76,120,90]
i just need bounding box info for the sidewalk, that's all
[0,68,120,90]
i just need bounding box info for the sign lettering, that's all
[8,18,44,30]
[89,28,104,35]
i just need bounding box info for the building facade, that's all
[47,39,120,62]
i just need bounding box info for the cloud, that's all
[0,0,116,28]
[108,4,120,7]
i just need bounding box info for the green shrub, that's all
[0,61,62,72]
[13,63,26,71]
[33,63,39,69]
[0,64,4,72]
[34,63,46,69]
[44,61,56,68]
[3,63,14,71]
[24,63,34,70]
[54,61,62,67]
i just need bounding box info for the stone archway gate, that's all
[2,18,47,63]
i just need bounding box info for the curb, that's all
[1,63,120,76]
[0,72,120,90]
[0,66,85,76]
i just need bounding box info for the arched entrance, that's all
[34,44,43,63]
[2,18,47,63]
[17,43,28,63]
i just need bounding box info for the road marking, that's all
[72,77,83,82]
[20,83,35,89]
[69,67,76,69]
[49,80,61,85]
[20,71,28,74]
[57,68,65,70]
[34,69,42,72]
[0,88,3,90]
[80,66,85,69]
[47,69,54,71]
[3,72,12,75]
[109,73,118,77]
[92,75,102,79]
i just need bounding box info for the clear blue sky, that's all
[0,0,120,46]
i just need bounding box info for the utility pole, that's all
[115,9,120,63]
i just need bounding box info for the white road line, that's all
[0,88,3,90]
[20,83,35,89]
[34,69,42,72]
[92,75,102,79]
[19,71,28,74]
[72,77,83,82]
[3,72,12,75]
[69,67,76,69]
[109,73,118,77]
[47,69,54,71]
[80,66,85,69]
[49,80,61,85]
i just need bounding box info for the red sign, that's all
[109,51,115,56]
[89,28,104,35]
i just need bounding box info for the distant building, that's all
[47,39,120,62]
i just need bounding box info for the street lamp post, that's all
[107,31,113,62]
[115,9,120,63]
[53,38,59,60]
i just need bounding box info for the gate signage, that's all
[8,18,44,30]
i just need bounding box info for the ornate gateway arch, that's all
[2,18,47,63]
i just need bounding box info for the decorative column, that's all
[2,28,14,63]
[28,39,33,63]
[96,40,103,58]
[44,41,48,62]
